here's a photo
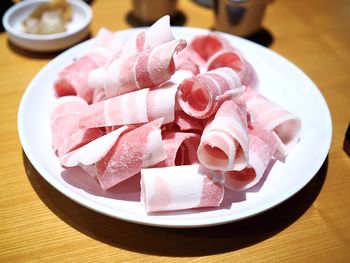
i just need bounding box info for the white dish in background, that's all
[2,0,92,52]
[18,27,332,228]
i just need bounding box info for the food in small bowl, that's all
[2,0,92,52]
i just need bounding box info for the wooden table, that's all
[1,0,349,262]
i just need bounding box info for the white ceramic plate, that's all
[18,27,332,228]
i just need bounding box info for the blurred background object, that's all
[131,0,178,24]
[213,0,273,37]
[0,0,14,32]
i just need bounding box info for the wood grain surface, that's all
[1,0,349,262]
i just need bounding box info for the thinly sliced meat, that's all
[140,164,224,213]
[174,110,203,131]
[121,15,174,57]
[197,99,249,171]
[96,118,167,190]
[240,89,301,160]
[190,33,232,62]
[60,126,129,167]
[89,39,186,98]
[170,69,196,84]
[51,96,101,156]
[93,28,123,60]
[206,49,259,88]
[223,126,277,191]
[54,28,122,103]
[206,49,246,78]
[154,132,200,167]
[79,82,178,128]
[177,67,245,119]
[51,96,87,124]
[174,50,200,75]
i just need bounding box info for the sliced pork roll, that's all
[154,132,200,167]
[89,39,186,98]
[79,82,178,128]
[223,126,277,191]
[197,99,249,171]
[241,88,301,160]
[95,118,166,190]
[54,28,121,103]
[141,164,224,213]
[177,67,245,119]
[120,15,174,57]
[51,96,101,157]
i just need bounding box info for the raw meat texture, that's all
[54,28,122,103]
[60,126,129,167]
[206,49,258,88]
[173,110,204,131]
[79,82,178,128]
[189,33,232,63]
[140,164,224,213]
[206,49,246,79]
[223,126,277,191]
[240,88,301,160]
[197,99,249,171]
[89,39,187,98]
[95,118,167,190]
[154,132,200,167]
[177,67,245,119]
[121,15,174,57]
[51,96,101,157]
[51,22,302,213]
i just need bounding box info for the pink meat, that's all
[240,88,301,160]
[206,50,246,79]
[154,132,200,167]
[96,118,167,190]
[79,82,178,128]
[174,110,203,131]
[121,15,174,57]
[51,96,101,157]
[93,28,123,60]
[60,125,129,167]
[140,164,224,213]
[197,99,249,171]
[177,67,245,119]
[54,28,122,103]
[89,39,186,98]
[190,33,232,62]
[223,126,277,191]
[207,50,258,88]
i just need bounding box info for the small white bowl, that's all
[2,0,92,52]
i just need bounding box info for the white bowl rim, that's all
[2,0,92,41]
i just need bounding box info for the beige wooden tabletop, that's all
[1,0,350,262]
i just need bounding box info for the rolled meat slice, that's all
[177,67,245,119]
[89,39,186,98]
[173,110,203,131]
[189,33,232,62]
[54,28,121,103]
[223,126,277,191]
[60,125,129,167]
[51,96,101,157]
[96,118,167,190]
[241,88,301,160]
[206,49,246,79]
[197,99,249,171]
[154,132,200,167]
[79,82,178,128]
[140,164,224,213]
[121,15,174,57]
[206,49,258,88]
